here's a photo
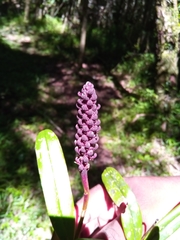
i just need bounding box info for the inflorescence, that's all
[75,82,101,172]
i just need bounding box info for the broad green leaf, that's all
[102,167,142,240]
[35,129,75,240]
[143,203,180,240]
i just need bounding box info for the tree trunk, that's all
[35,0,43,20]
[78,0,88,68]
[155,0,179,100]
[24,0,31,23]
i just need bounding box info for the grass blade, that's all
[35,129,75,240]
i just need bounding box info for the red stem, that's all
[75,169,89,239]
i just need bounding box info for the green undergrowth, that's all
[0,14,79,57]
[0,119,53,239]
[101,53,180,176]
[0,183,51,240]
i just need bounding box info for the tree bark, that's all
[24,0,31,23]
[155,0,179,99]
[78,0,88,68]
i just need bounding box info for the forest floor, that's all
[0,18,180,239]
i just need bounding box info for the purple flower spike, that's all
[75,82,101,172]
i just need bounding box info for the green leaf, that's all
[143,203,180,240]
[35,129,75,240]
[102,167,142,240]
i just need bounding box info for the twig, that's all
[132,113,155,123]
[36,109,64,136]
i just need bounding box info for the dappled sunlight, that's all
[0,7,180,239]
[0,184,51,239]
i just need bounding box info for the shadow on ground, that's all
[0,39,122,192]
